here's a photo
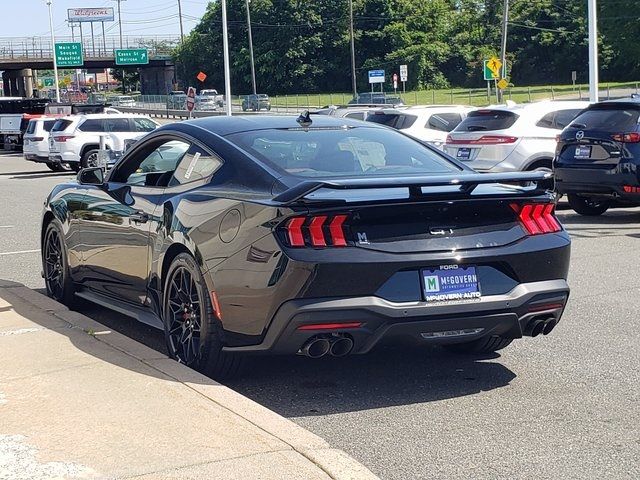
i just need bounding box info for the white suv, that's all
[366,105,475,149]
[49,114,159,171]
[23,117,69,171]
[444,101,590,172]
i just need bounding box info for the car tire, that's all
[163,253,243,380]
[42,220,78,308]
[46,162,62,172]
[80,149,100,169]
[567,194,610,216]
[444,336,513,355]
[69,162,81,173]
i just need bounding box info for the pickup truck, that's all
[199,89,225,108]
[0,98,48,150]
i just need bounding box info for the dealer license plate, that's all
[422,266,481,302]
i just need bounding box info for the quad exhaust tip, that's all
[524,317,558,337]
[300,338,331,358]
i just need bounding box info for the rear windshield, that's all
[567,106,640,132]
[366,113,417,130]
[43,120,56,132]
[227,126,461,178]
[455,110,519,132]
[51,119,73,132]
[26,120,36,134]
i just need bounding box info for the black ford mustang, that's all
[41,114,570,378]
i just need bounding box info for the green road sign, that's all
[55,42,83,67]
[483,60,507,81]
[43,78,54,87]
[115,49,149,66]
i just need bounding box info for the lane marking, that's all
[0,225,14,228]
[0,249,40,256]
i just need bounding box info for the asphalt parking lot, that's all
[1,152,638,479]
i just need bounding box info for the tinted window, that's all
[455,110,519,132]
[78,119,105,132]
[26,120,36,134]
[51,119,73,132]
[113,140,190,186]
[42,120,57,132]
[427,112,463,132]
[536,109,582,130]
[227,127,461,178]
[104,118,133,132]
[366,113,417,130]
[133,118,158,132]
[345,112,365,120]
[171,145,223,186]
[568,106,640,132]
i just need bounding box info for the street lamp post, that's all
[46,0,61,102]
[245,0,257,95]
[177,0,185,41]
[588,0,598,102]
[221,0,232,115]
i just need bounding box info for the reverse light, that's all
[283,214,350,248]
[510,203,561,235]
[611,132,640,143]
[297,322,362,331]
[446,135,518,145]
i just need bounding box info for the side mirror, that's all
[77,167,104,186]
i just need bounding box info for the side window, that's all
[345,112,365,120]
[111,139,190,187]
[554,109,581,129]
[104,118,133,132]
[170,145,223,186]
[536,112,556,129]
[78,119,105,132]
[133,118,158,132]
[427,113,463,132]
[26,120,36,134]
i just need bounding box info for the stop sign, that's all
[392,73,398,89]
[186,86,196,112]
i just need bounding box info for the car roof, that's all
[174,114,386,136]
[58,113,151,121]
[475,100,591,114]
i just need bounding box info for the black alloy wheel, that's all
[567,194,610,216]
[163,253,242,379]
[43,221,76,307]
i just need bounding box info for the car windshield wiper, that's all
[569,122,586,129]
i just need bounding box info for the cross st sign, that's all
[115,49,149,66]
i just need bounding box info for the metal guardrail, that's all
[0,35,178,60]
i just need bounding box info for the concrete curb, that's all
[0,283,379,480]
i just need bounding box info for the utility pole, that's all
[587,0,598,102]
[177,0,185,41]
[46,0,61,102]
[349,0,357,99]
[245,0,257,95]
[114,0,126,93]
[498,0,509,103]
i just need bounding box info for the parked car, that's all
[195,95,218,111]
[167,91,187,110]
[349,93,404,105]
[23,117,69,171]
[366,105,475,149]
[445,101,590,172]
[555,98,640,215]
[48,114,160,171]
[315,105,383,121]
[41,114,569,379]
[199,89,224,108]
[242,94,271,111]
[112,96,136,108]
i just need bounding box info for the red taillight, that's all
[284,214,350,248]
[623,185,640,194]
[297,322,362,331]
[446,135,518,145]
[54,135,75,142]
[510,203,562,235]
[611,132,640,143]
[286,217,305,247]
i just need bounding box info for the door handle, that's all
[129,211,149,224]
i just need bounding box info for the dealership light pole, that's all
[221,0,232,115]
[588,0,598,102]
[245,0,257,95]
[349,0,357,98]
[46,0,61,102]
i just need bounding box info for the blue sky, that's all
[5,0,210,38]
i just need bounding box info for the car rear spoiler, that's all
[271,171,552,206]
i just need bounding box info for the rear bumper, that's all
[223,279,569,355]
[24,154,50,163]
[555,165,640,201]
